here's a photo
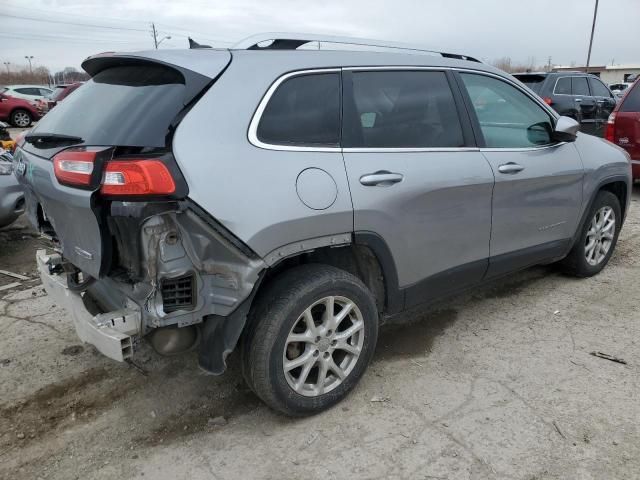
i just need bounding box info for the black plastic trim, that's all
[403,258,488,309]
[353,231,404,314]
[569,174,631,250]
[486,239,571,279]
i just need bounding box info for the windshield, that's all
[513,74,547,94]
[33,64,187,148]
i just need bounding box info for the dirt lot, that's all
[1,186,639,480]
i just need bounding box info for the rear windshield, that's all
[32,64,186,148]
[513,74,547,94]
[621,82,640,112]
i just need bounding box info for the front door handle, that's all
[359,171,404,186]
[498,162,525,174]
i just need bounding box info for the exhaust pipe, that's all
[150,325,199,356]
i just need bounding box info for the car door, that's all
[341,69,495,309]
[571,76,599,135]
[457,72,584,277]
[0,93,11,119]
[589,77,617,137]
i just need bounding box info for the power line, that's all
[0,13,149,32]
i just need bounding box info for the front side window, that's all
[343,70,464,148]
[572,77,590,96]
[461,73,555,148]
[256,73,340,147]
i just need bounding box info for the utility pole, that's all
[547,56,552,72]
[151,22,159,49]
[585,0,599,73]
[25,55,34,74]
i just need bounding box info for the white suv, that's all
[2,85,53,103]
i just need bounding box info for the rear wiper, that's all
[24,133,84,146]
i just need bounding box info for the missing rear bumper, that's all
[37,249,141,362]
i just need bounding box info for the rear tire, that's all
[242,264,378,416]
[559,190,621,277]
[10,109,32,128]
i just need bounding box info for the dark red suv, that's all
[606,79,640,179]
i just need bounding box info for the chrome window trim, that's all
[248,65,561,153]
[247,68,342,152]
[343,147,480,153]
[480,142,568,153]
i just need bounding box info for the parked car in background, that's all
[1,85,53,103]
[513,72,617,137]
[0,92,41,127]
[0,121,15,151]
[0,149,25,228]
[36,83,83,116]
[609,82,633,99]
[606,79,640,179]
[15,34,631,415]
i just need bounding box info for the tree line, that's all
[0,65,89,86]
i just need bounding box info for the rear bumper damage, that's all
[37,249,140,362]
[35,201,266,373]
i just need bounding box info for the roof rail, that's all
[232,33,481,63]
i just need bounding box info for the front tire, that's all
[560,190,621,277]
[10,109,32,128]
[242,264,378,416]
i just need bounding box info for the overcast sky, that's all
[2,0,639,73]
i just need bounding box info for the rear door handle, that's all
[498,162,525,174]
[359,171,404,186]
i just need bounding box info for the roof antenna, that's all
[188,37,211,49]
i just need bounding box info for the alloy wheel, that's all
[283,295,365,397]
[585,206,615,266]
[13,111,30,127]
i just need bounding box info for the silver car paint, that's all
[0,170,24,228]
[482,143,584,257]
[173,51,505,260]
[343,150,494,287]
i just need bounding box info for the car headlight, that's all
[0,162,13,175]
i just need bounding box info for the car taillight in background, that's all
[605,113,616,143]
[52,146,176,196]
[543,97,553,106]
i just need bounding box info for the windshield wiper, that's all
[24,133,84,146]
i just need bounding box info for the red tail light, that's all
[604,113,616,143]
[53,147,176,196]
[101,159,175,196]
[543,97,553,106]
[53,148,101,186]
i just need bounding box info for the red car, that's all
[36,82,83,116]
[0,92,41,127]
[606,79,640,179]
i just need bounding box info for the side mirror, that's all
[553,116,580,142]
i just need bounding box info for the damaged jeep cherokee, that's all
[14,34,631,415]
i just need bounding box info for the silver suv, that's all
[14,34,632,415]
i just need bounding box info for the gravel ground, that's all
[0,186,639,480]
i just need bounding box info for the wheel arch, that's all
[570,174,630,251]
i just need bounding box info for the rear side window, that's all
[32,64,187,148]
[16,88,39,95]
[620,82,640,112]
[590,78,612,97]
[343,70,464,148]
[554,77,571,95]
[256,73,340,147]
[572,77,590,96]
